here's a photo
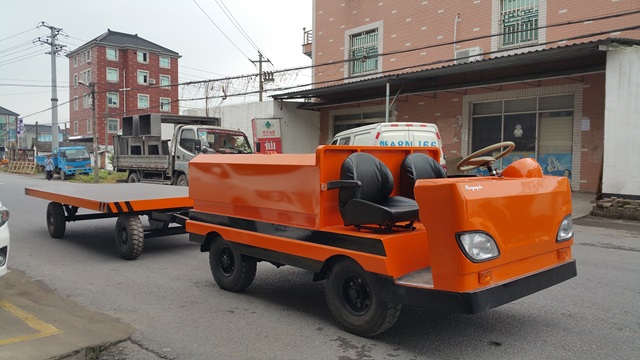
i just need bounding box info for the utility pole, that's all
[250,52,272,102]
[36,22,66,152]
[79,81,99,183]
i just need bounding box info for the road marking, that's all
[0,300,63,345]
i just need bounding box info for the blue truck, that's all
[36,146,93,180]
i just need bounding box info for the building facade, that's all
[277,0,640,196]
[67,30,180,148]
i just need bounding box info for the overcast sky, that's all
[0,0,313,126]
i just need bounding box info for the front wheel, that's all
[60,171,67,181]
[46,202,66,238]
[325,259,402,337]
[209,240,256,292]
[115,215,144,260]
[176,174,188,187]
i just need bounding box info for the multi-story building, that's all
[277,0,640,197]
[67,30,180,152]
[0,106,19,151]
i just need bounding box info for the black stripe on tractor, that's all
[124,201,134,212]
[113,202,124,213]
[233,241,324,273]
[189,210,387,257]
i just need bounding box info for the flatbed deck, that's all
[25,183,193,260]
[25,183,191,213]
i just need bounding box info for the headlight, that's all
[456,231,500,262]
[0,205,9,227]
[556,215,574,242]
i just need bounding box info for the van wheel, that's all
[209,240,256,292]
[46,202,66,238]
[176,174,188,186]
[128,172,139,183]
[325,259,401,337]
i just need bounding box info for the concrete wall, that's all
[213,100,321,154]
[603,46,640,197]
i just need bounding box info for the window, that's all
[87,118,92,134]
[138,94,149,109]
[106,48,118,60]
[501,0,539,47]
[137,51,149,63]
[82,69,91,84]
[159,56,170,68]
[137,70,149,85]
[73,74,78,87]
[85,50,91,62]
[160,98,171,112]
[73,96,78,111]
[73,56,77,67]
[179,129,197,153]
[106,68,119,82]
[470,94,574,173]
[108,118,119,133]
[83,93,92,108]
[160,75,170,89]
[73,121,78,135]
[107,92,119,107]
[349,28,379,76]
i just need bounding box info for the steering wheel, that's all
[457,141,516,172]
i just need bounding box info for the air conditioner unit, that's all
[455,47,484,65]
[149,79,156,84]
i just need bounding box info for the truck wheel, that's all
[115,215,144,260]
[46,202,66,238]
[128,172,139,183]
[209,240,256,292]
[325,259,402,337]
[60,171,67,181]
[176,174,188,187]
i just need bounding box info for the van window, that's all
[338,137,350,145]
[353,133,371,145]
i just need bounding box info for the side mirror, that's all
[194,139,202,152]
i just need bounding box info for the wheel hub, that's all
[218,247,235,276]
[342,275,371,315]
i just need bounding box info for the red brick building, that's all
[276,0,640,196]
[67,30,180,148]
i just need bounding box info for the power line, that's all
[0,27,36,42]
[213,0,264,57]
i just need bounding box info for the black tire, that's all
[46,202,66,238]
[209,240,256,292]
[127,172,140,183]
[325,259,402,337]
[115,215,144,260]
[176,174,188,187]
[60,171,67,181]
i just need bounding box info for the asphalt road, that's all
[1,171,639,360]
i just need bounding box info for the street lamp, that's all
[78,81,99,183]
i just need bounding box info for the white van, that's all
[331,122,447,171]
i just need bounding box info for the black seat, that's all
[327,152,419,232]
[399,153,447,199]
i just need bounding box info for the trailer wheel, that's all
[209,240,256,292]
[127,172,139,183]
[60,171,67,181]
[176,174,188,187]
[46,202,66,238]
[325,259,402,337]
[115,215,144,260]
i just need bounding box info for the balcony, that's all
[302,28,312,58]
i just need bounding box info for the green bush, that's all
[72,170,127,183]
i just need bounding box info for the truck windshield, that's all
[64,148,90,161]
[198,129,252,154]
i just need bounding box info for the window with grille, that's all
[107,92,118,107]
[108,119,119,133]
[138,94,149,109]
[137,70,149,85]
[106,48,118,61]
[349,29,379,76]
[160,98,171,112]
[500,0,539,47]
[160,75,170,89]
[107,68,118,82]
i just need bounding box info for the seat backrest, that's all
[338,152,394,211]
[400,153,447,199]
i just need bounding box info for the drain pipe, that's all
[385,81,390,122]
[453,13,460,55]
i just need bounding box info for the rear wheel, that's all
[127,172,140,183]
[209,240,256,292]
[115,215,144,260]
[176,174,188,186]
[46,202,66,238]
[325,259,402,337]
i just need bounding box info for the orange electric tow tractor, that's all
[187,142,576,337]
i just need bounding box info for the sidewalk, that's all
[572,191,596,219]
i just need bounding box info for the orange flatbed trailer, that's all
[186,145,577,337]
[25,183,192,259]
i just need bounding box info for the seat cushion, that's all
[341,196,419,227]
